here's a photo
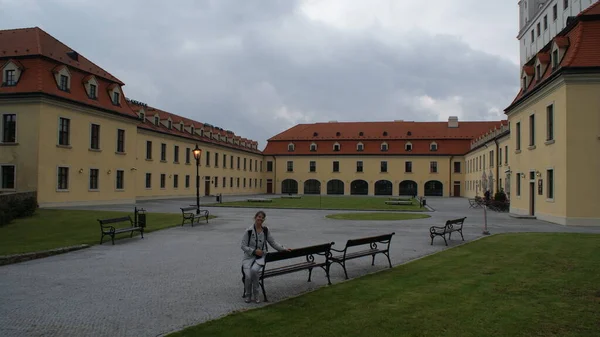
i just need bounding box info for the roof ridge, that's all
[34,27,42,55]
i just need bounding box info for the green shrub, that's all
[494,190,507,202]
[0,196,37,226]
[0,206,14,227]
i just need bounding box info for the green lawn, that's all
[0,209,214,256]
[212,196,426,211]
[169,233,600,337]
[325,213,430,220]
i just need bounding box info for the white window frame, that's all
[405,142,412,151]
[288,143,295,151]
[160,173,167,189]
[1,113,17,144]
[57,165,70,192]
[310,143,317,151]
[0,163,16,191]
[89,167,100,191]
[57,116,71,146]
[380,142,388,151]
[115,169,125,191]
[116,129,126,153]
[333,142,341,151]
[356,142,364,151]
[546,167,555,202]
[89,122,101,150]
[430,142,438,151]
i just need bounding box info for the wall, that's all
[0,100,41,194]
[564,80,600,224]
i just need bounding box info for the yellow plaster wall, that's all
[0,102,41,193]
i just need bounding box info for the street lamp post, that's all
[193,144,202,215]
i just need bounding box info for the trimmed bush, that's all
[0,194,38,226]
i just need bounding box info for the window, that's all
[160,174,166,189]
[333,161,339,172]
[405,161,412,173]
[254,160,258,172]
[454,162,461,173]
[116,129,125,153]
[244,158,247,170]
[89,84,97,99]
[5,69,16,86]
[57,167,69,190]
[430,161,438,173]
[516,122,521,150]
[288,143,295,151]
[544,15,548,30]
[536,64,541,80]
[287,161,293,172]
[206,151,211,166]
[267,161,273,172]
[505,145,508,164]
[531,30,534,42]
[310,143,317,151]
[89,169,99,190]
[516,174,521,196]
[310,161,316,172]
[146,141,152,159]
[237,177,240,188]
[58,117,70,146]
[1,165,15,189]
[537,22,540,36]
[552,49,559,69]
[173,174,179,188]
[237,156,240,169]
[553,4,557,20]
[161,143,167,161]
[249,159,252,171]
[430,142,438,151]
[215,152,219,167]
[186,148,191,164]
[90,124,100,150]
[230,177,233,188]
[333,143,340,151]
[529,114,535,146]
[167,120,172,129]
[546,104,554,141]
[563,0,568,10]
[243,178,246,188]
[357,143,364,151]
[380,161,387,173]
[112,92,120,105]
[59,75,69,91]
[405,143,412,151]
[489,150,494,167]
[260,179,262,188]
[154,116,160,126]
[171,145,178,163]
[499,148,503,166]
[381,143,388,152]
[231,155,234,169]
[223,177,226,188]
[547,169,554,199]
[145,173,152,188]
[2,114,16,143]
[223,154,227,168]
[116,170,124,190]
[356,161,363,173]
[185,175,190,188]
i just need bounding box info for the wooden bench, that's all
[385,200,412,205]
[180,206,209,226]
[241,242,334,302]
[429,217,467,246]
[247,198,272,202]
[98,216,144,245]
[388,197,411,201]
[330,233,395,279]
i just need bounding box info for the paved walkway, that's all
[1,196,599,337]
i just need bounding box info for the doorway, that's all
[204,177,211,196]
[529,182,535,216]
[266,179,273,194]
[453,181,461,197]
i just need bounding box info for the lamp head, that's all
[193,144,202,160]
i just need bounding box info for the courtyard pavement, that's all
[1,196,599,337]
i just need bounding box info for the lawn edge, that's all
[0,244,91,266]
[206,204,433,212]
[161,234,495,337]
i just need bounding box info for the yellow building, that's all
[503,5,600,226]
[0,27,264,207]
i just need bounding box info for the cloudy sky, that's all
[1,0,520,149]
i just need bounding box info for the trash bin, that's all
[422,199,427,206]
[135,207,147,228]
[216,193,222,203]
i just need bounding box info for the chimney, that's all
[448,116,459,128]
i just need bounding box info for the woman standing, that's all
[241,211,291,303]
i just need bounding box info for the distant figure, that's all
[484,190,491,201]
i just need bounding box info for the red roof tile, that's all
[579,1,600,16]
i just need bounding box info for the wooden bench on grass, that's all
[385,200,412,205]
[247,198,272,203]
[241,242,334,302]
[180,206,210,227]
[429,217,467,246]
[98,216,144,245]
[330,233,395,279]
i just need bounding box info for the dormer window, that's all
[139,112,145,121]
[2,60,24,86]
[154,116,160,126]
[430,142,438,151]
[357,143,364,152]
[83,75,98,99]
[405,142,413,151]
[381,142,388,152]
[288,143,295,152]
[59,75,69,91]
[333,143,341,151]
[180,122,184,130]
[4,70,15,86]
[536,64,541,80]
[200,129,204,137]
[552,49,559,69]
[89,84,97,99]
[168,120,172,129]
[52,65,71,92]
[112,92,120,105]
[191,126,195,134]
[382,131,388,136]
[310,143,317,151]
[522,76,527,90]
[107,83,122,106]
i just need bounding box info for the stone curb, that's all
[206,204,432,213]
[0,244,91,266]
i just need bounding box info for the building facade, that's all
[518,0,599,66]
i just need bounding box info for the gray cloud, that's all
[0,0,520,149]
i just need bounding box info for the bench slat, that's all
[265,243,334,263]
[346,233,395,247]
[331,249,384,261]
[263,262,322,277]
[98,217,131,225]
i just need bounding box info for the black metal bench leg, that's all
[385,252,392,268]
[260,280,268,302]
[307,267,313,282]
[140,229,144,239]
[448,232,452,240]
[100,233,104,245]
[206,212,209,223]
[430,234,434,245]
[443,235,448,246]
[111,234,115,245]
[459,229,464,241]
[130,230,134,238]
[342,261,349,279]
[371,254,376,266]
[326,262,332,285]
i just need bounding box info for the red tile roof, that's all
[264,120,505,155]
[507,10,600,112]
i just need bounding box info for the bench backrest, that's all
[98,216,132,225]
[181,206,197,212]
[445,217,466,227]
[265,242,334,263]
[346,233,395,248]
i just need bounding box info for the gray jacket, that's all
[241,224,286,262]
